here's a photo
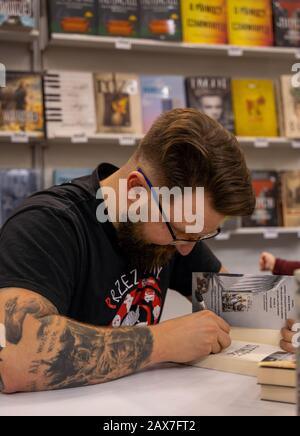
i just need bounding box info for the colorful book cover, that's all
[227,0,274,46]
[49,0,97,35]
[273,0,300,47]
[141,75,186,133]
[282,171,300,227]
[0,0,35,29]
[181,0,227,44]
[0,169,40,225]
[232,79,278,137]
[94,72,142,134]
[0,72,44,136]
[98,0,139,37]
[242,171,281,228]
[186,76,234,132]
[281,75,300,138]
[139,0,182,41]
[44,71,97,138]
[53,168,92,185]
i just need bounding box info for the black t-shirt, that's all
[0,163,221,327]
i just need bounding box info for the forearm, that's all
[0,313,165,393]
[273,259,300,276]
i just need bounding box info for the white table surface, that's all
[0,291,296,417]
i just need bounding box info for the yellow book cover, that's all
[181,0,227,44]
[227,0,274,46]
[232,79,278,137]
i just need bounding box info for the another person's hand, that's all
[152,311,232,364]
[281,320,297,353]
[260,252,276,273]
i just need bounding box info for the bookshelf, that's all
[48,33,300,60]
[1,0,300,272]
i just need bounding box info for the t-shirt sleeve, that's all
[0,208,80,314]
[169,242,222,297]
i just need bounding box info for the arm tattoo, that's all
[31,319,154,391]
[4,295,58,345]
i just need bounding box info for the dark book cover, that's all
[0,72,44,135]
[139,0,182,41]
[0,169,41,225]
[98,0,139,37]
[273,0,300,47]
[0,0,35,30]
[242,171,281,228]
[186,76,234,132]
[49,0,97,35]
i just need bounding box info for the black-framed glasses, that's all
[137,167,221,246]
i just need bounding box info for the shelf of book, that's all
[0,132,44,144]
[48,33,300,60]
[217,227,300,240]
[0,29,39,44]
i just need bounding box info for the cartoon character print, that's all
[110,276,162,328]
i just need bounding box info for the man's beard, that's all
[117,221,177,272]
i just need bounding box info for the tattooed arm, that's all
[0,288,232,394]
[0,288,155,393]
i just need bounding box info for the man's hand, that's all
[281,319,297,353]
[151,311,232,364]
[260,252,276,273]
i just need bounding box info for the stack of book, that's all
[258,352,297,404]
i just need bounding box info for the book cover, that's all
[0,0,35,30]
[141,75,186,133]
[193,273,296,330]
[273,0,300,47]
[242,170,281,228]
[98,0,139,38]
[190,339,282,377]
[186,76,234,132]
[49,0,97,35]
[0,169,40,225]
[94,72,142,134]
[281,75,300,138]
[139,0,182,41]
[181,0,227,44]
[44,71,97,138]
[232,79,279,137]
[227,0,274,47]
[282,171,300,227]
[0,72,44,136]
[53,168,92,185]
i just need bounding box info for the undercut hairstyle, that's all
[136,108,255,217]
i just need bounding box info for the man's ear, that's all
[127,171,145,191]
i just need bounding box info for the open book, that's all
[190,274,297,377]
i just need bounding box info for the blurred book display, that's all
[0,72,44,136]
[282,171,300,227]
[139,0,182,41]
[53,168,93,185]
[281,75,300,138]
[94,73,142,134]
[44,71,97,138]
[0,169,40,225]
[49,0,97,35]
[186,76,234,132]
[227,0,274,47]
[141,75,186,133]
[242,171,281,228]
[0,0,35,30]
[181,0,227,44]
[232,79,278,137]
[273,0,300,47]
[98,0,139,37]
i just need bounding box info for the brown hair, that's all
[136,108,255,217]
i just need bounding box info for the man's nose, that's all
[176,244,196,256]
